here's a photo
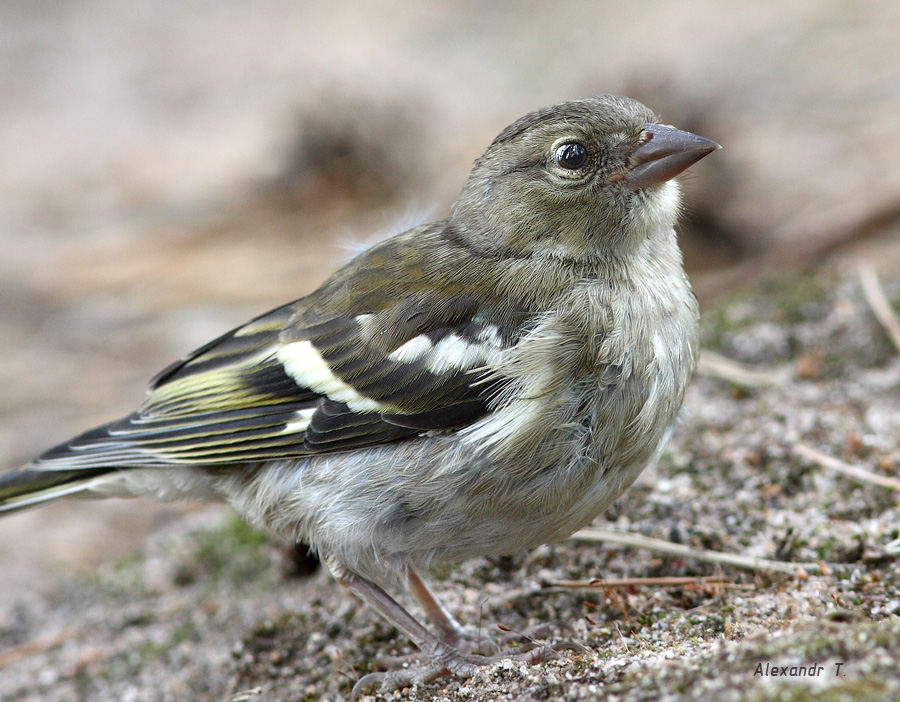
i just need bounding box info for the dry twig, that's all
[858,264,900,354]
[572,526,825,575]
[794,442,900,493]
[549,575,752,590]
[0,629,74,668]
[697,349,783,387]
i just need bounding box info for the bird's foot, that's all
[351,640,587,699]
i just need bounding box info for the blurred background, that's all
[2,0,899,605]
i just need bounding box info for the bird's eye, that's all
[554,142,589,170]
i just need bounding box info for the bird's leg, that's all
[406,567,466,644]
[336,568,486,698]
[336,568,467,666]
[334,566,585,699]
[406,567,499,655]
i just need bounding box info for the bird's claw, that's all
[351,661,449,700]
[352,639,588,698]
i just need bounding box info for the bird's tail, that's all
[1,415,229,516]
[0,417,165,516]
[0,464,117,515]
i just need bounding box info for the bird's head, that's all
[451,94,720,263]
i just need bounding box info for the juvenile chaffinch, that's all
[0,95,719,691]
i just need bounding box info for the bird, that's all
[0,94,719,693]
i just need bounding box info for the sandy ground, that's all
[2,262,899,702]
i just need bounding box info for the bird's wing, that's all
[32,286,526,470]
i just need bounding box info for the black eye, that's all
[554,142,589,170]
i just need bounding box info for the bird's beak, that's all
[623,124,720,190]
